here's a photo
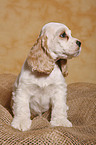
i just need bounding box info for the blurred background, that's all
[0,0,96,84]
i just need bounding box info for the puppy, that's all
[11,22,81,131]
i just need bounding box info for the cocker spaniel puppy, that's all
[11,22,81,131]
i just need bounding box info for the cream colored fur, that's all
[11,22,81,131]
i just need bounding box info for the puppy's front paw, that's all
[11,117,32,131]
[50,118,72,127]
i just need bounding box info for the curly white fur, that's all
[11,22,81,131]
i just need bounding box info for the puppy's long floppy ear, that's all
[26,35,54,74]
[57,59,68,77]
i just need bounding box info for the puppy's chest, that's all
[22,65,65,115]
[29,86,51,115]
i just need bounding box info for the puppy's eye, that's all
[60,32,66,38]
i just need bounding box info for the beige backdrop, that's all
[0,0,96,84]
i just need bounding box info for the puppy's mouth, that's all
[66,47,81,58]
[73,48,81,57]
[55,47,81,61]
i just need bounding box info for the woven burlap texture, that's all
[0,74,96,145]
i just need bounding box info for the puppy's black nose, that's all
[76,40,81,47]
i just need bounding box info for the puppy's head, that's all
[27,22,81,76]
[41,22,81,60]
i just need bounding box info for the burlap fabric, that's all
[0,74,96,145]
